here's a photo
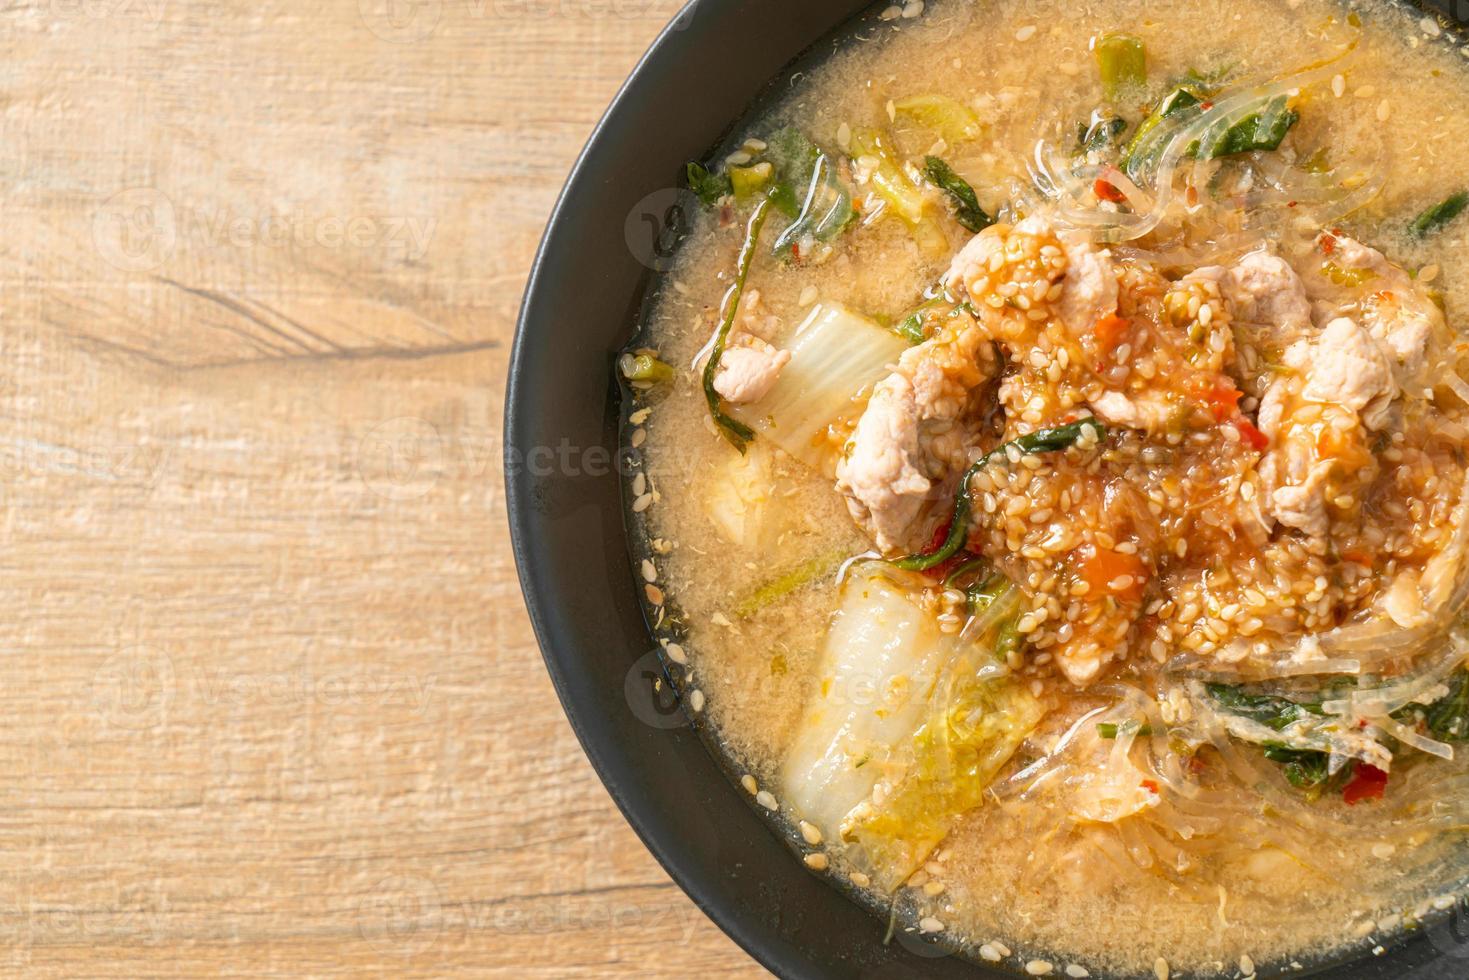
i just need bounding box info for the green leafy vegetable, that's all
[686,162,731,206]
[1078,115,1128,153]
[845,670,1043,886]
[763,128,823,217]
[850,129,949,257]
[735,552,845,617]
[1204,95,1298,157]
[618,351,673,384]
[1397,667,1469,742]
[1094,33,1147,101]
[1261,743,1336,793]
[1205,683,1326,731]
[922,156,993,233]
[702,199,771,452]
[751,128,857,258]
[1410,192,1469,238]
[771,153,855,258]
[891,418,1106,571]
[1120,87,1202,181]
[893,94,982,143]
[1120,88,1299,182]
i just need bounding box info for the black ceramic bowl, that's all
[507,1,1469,976]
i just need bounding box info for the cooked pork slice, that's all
[713,342,792,404]
[1289,316,1396,430]
[1221,248,1313,335]
[1256,318,1391,538]
[1328,234,1439,379]
[1056,227,1119,336]
[835,374,934,553]
[1088,389,1175,430]
[836,318,995,552]
[704,287,791,404]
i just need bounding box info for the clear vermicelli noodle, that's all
[622,0,1469,974]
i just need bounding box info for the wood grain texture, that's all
[0,0,767,974]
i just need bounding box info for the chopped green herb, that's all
[891,418,1106,571]
[1410,192,1469,238]
[618,351,674,384]
[729,162,774,201]
[1094,33,1147,101]
[922,156,993,232]
[686,162,731,206]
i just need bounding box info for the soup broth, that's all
[624,1,1469,974]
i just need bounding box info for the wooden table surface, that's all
[0,1,765,975]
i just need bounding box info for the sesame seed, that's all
[755,790,777,811]
[629,407,652,425]
[1066,967,1090,979]
[919,916,945,934]
[901,0,924,18]
[1015,24,1037,41]
[979,943,1003,962]
[1154,958,1169,980]
[1240,955,1255,976]
[665,643,688,665]
[804,852,828,870]
[641,559,657,582]
[688,689,705,712]
[644,584,664,605]
[740,774,757,794]
[1332,73,1345,97]
[1025,961,1053,976]
[799,821,823,845]
[1377,99,1391,122]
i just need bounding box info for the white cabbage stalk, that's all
[730,302,907,469]
[778,566,951,839]
[779,563,1040,889]
[701,440,779,549]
